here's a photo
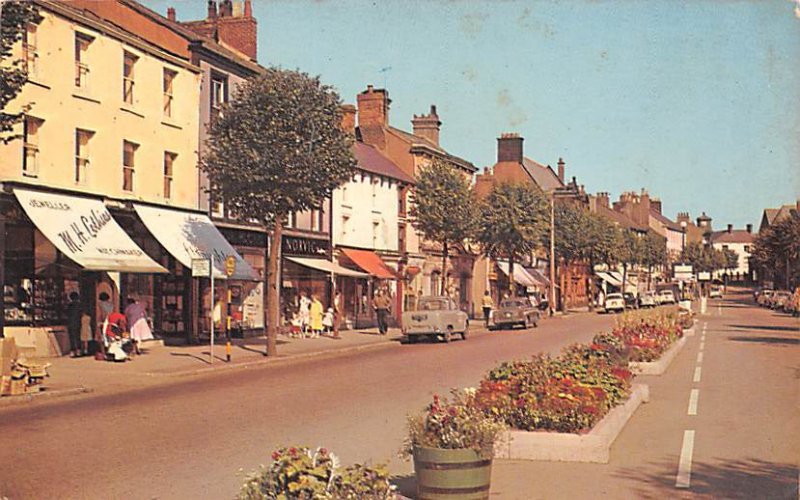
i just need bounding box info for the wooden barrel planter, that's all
[413,446,493,500]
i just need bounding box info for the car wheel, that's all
[443,327,452,343]
[461,325,468,340]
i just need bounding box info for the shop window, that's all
[75,128,93,184]
[22,116,43,177]
[23,23,38,78]
[74,32,92,89]
[123,51,138,105]
[163,151,176,199]
[123,140,138,192]
[163,68,176,118]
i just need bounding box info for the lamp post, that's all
[549,191,555,317]
[680,220,687,255]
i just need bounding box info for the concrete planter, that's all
[495,383,649,463]
[629,335,687,375]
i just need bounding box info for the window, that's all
[122,141,138,191]
[123,52,138,105]
[22,117,42,177]
[74,33,92,88]
[744,245,751,253]
[75,129,93,183]
[286,212,297,229]
[341,184,348,205]
[341,215,349,240]
[163,152,176,199]
[398,187,407,216]
[23,23,38,77]
[371,177,379,206]
[722,245,729,251]
[163,69,176,118]
[372,221,380,247]
[398,223,406,253]
[210,75,227,120]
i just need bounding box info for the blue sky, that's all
[145,0,800,228]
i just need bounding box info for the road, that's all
[1,291,796,499]
[0,311,613,499]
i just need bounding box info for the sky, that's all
[144,0,800,228]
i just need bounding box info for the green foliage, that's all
[586,214,622,269]
[752,216,800,287]
[641,231,667,269]
[401,389,506,457]
[680,242,730,273]
[476,183,549,263]
[410,159,478,252]
[1,1,42,143]
[548,203,592,263]
[238,446,395,500]
[201,67,357,224]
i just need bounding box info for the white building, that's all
[709,224,756,280]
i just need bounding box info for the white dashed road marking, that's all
[696,352,703,364]
[693,366,702,383]
[687,389,700,415]
[676,430,696,488]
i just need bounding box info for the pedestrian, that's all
[66,292,82,358]
[372,289,391,335]
[80,310,92,356]
[309,294,323,338]
[481,291,494,327]
[298,291,311,336]
[332,290,342,339]
[124,297,153,355]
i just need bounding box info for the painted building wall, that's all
[332,171,399,251]
[712,241,752,277]
[0,8,201,209]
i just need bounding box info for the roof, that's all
[650,209,682,231]
[595,204,648,232]
[353,142,415,184]
[521,157,564,192]
[709,230,756,244]
[386,126,477,173]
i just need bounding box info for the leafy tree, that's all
[721,248,739,274]
[476,183,549,293]
[410,159,478,293]
[586,214,621,272]
[202,68,357,356]
[641,231,667,288]
[752,216,800,288]
[1,1,41,143]
[617,229,642,293]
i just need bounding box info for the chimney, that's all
[244,0,252,17]
[557,157,565,182]
[186,0,258,61]
[340,104,356,135]
[220,0,233,17]
[167,7,176,21]
[651,198,662,214]
[727,224,733,233]
[746,223,753,233]
[411,105,441,146]
[497,133,523,163]
[357,85,390,149]
[597,192,610,209]
[207,0,217,19]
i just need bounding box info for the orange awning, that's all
[340,248,397,279]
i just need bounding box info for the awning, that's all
[285,257,369,278]
[596,272,622,287]
[340,248,396,279]
[133,204,258,280]
[526,268,551,287]
[14,189,165,273]
[497,261,538,288]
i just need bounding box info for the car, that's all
[638,291,656,308]
[708,286,722,299]
[623,292,638,309]
[757,290,774,307]
[604,293,626,313]
[401,296,468,343]
[491,298,540,330]
[770,291,792,310]
[657,290,676,305]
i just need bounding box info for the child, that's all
[322,308,334,336]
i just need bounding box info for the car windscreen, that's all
[419,300,448,311]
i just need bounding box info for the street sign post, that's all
[224,256,236,361]
[193,258,215,363]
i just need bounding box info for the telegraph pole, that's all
[549,192,556,316]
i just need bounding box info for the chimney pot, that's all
[244,0,252,17]
[167,7,176,21]
[207,0,217,19]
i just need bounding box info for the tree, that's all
[617,229,642,293]
[752,216,800,288]
[641,231,667,288]
[476,183,549,293]
[201,68,357,356]
[1,1,41,143]
[410,159,478,294]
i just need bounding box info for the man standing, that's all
[372,289,391,335]
[481,291,494,327]
[66,292,82,358]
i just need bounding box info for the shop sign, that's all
[697,271,711,281]
[219,227,267,249]
[282,235,329,257]
[192,258,211,277]
[225,256,237,277]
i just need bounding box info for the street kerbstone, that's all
[629,335,688,375]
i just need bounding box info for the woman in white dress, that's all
[298,291,311,336]
[124,297,153,355]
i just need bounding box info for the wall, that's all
[712,242,752,277]
[0,8,200,209]
[332,171,399,251]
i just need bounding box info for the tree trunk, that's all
[786,257,791,290]
[441,241,448,296]
[265,217,282,357]
[622,263,628,295]
[508,253,515,295]
[647,264,652,290]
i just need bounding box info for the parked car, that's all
[401,296,468,343]
[657,290,676,305]
[604,293,626,313]
[757,289,775,307]
[770,291,792,311]
[623,292,638,309]
[708,285,722,299]
[638,291,656,308]
[491,298,540,330]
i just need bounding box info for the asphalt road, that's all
[493,289,799,499]
[0,311,614,499]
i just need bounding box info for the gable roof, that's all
[521,157,564,192]
[650,209,682,231]
[353,142,414,184]
[386,126,476,173]
[709,230,756,244]
[596,204,648,232]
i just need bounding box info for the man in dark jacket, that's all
[372,290,392,335]
[66,292,82,357]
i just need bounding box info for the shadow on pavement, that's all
[726,324,800,333]
[616,458,798,499]
[727,336,800,346]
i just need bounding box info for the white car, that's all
[657,290,676,305]
[638,291,656,308]
[604,293,626,313]
[708,286,722,299]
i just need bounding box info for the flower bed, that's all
[611,307,684,362]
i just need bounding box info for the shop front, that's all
[336,247,397,329]
[1,188,166,356]
[218,226,267,337]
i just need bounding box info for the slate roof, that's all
[650,209,682,231]
[353,142,414,184]
[596,204,649,232]
[521,157,564,192]
[709,230,756,244]
[387,126,476,173]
